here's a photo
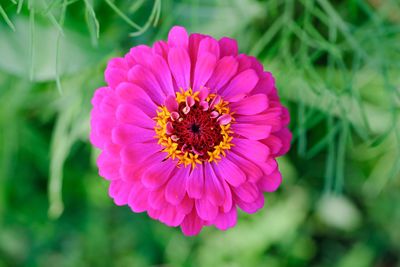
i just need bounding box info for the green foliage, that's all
[0,0,399,266]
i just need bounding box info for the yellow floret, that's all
[154,89,234,169]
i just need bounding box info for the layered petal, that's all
[220,69,259,101]
[90,25,292,236]
[192,52,217,91]
[165,167,191,205]
[214,156,246,186]
[214,206,237,230]
[168,47,191,90]
[206,56,238,92]
[230,94,269,115]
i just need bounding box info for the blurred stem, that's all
[17,0,23,13]
[56,0,67,94]
[29,7,35,80]
[324,116,336,193]
[84,0,100,40]
[105,0,141,30]
[129,0,161,36]
[335,119,349,193]
[0,4,16,31]
[41,0,64,35]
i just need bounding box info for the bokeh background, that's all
[0,0,399,266]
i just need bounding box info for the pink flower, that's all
[90,26,292,235]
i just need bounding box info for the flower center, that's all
[190,123,200,134]
[154,88,234,168]
[170,101,224,161]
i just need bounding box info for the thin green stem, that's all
[0,4,16,31]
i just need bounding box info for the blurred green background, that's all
[0,0,399,266]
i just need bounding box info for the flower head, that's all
[90,26,292,235]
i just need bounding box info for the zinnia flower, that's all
[90,26,291,235]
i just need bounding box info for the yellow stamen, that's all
[154,89,234,168]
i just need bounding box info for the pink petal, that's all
[214,207,237,230]
[99,95,118,114]
[168,47,191,90]
[112,124,154,145]
[217,114,232,125]
[108,57,129,69]
[221,178,233,212]
[219,37,238,57]
[281,106,290,127]
[148,187,167,210]
[204,163,225,206]
[142,160,176,189]
[152,40,169,59]
[235,108,282,132]
[206,56,238,92]
[120,151,166,182]
[251,71,276,95]
[236,54,253,73]
[258,168,282,192]
[116,104,155,129]
[265,107,284,132]
[193,52,217,91]
[248,56,264,75]
[128,182,149,212]
[231,139,270,162]
[181,208,204,236]
[231,123,272,140]
[233,182,259,203]
[230,94,269,115]
[209,95,221,109]
[89,130,104,149]
[258,159,278,176]
[147,208,161,220]
[168,26,189,48]
[158,204,185,227]
[120,142,159,165]
[200,101,209,111]
[149,55,175,95]
[165,95,179,112]
[166,122,174,135]
[195,198,218,221]
[109,180,132,206]
[220,69,259,102]
[214,157,246,186]
[127,65,165,105]
[262,135,282,155]
[115,82,157,117]
[198,37,220,59]
[275,128,292,156]
[237,193,265,214]
[229,152,263,183]
[187,165,204,199]
[165,167,190,205]
[91,86,109,106]
[186,96,195,107]
[234,111,274,122]
[189,33,205,60]
[97,151,120,180]
[120,163,137,182]
[170,112,180,121]
[188,33,206,78]
[126,45,153,68]
[198,87,209,101]
[210,111,219,118]
[104,141,121,157]
[177,194,194,215]
[92,124,113,149]
[104,63,127,89]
